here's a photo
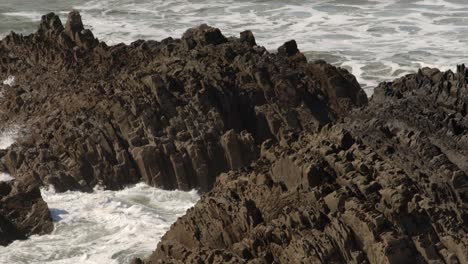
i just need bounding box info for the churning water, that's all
[0,183,199,264]
[0,104,199,264]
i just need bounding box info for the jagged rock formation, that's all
[0,11,366,193]
[144,66,468,263]
[1,10,466,263]
[0,180,53,246]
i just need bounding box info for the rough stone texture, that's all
[0,11,366,192]
[2,11,466,262]
[0,180,53,246]
[144,66,468,263]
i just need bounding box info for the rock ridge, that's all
[1,11,466,264]
[143,66,468,263]
[0,11,366,193]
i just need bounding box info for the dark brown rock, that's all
[240,30,257,47]
[5,11,465,263]
[145,66,468,263]
[277,40,299,57]
[0,11,365,193]
[182,24,228,47]
[64,10,84,37]
[0,180,53,246]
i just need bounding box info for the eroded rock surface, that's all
[145,66,468,263]
[1,11,466,262]
[0,11,366,193]
[0,180,53,246]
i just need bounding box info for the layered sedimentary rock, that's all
[0,180,53,246]
[0,11,366,193]
[145,67,468,263]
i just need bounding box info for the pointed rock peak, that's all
[63,11,97,49]
[278,40,299,57]
[457,63,467,77]
[182,24,227,47]
[240,30,257,47]
[39,12,63,33]
[65,10,85,37]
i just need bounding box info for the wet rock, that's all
[0,180,53,246]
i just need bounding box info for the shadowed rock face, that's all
[0,12,366,193]
[0,180,53,246]
[143,68,468,263]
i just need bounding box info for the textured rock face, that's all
[145,66,468,263]
[0,180,53,246]
[0,12,366,192]
[2,10,466,262]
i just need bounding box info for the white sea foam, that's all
[0,128,18,149]
[0,172,13,182]
[2,76,16,86]
[0,128,18,182]
[0,124,199,262]
[2,12,43,21]
[0,183,199,264]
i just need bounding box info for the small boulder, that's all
[0,180,53,246]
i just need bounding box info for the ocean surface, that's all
[0,0,467,263]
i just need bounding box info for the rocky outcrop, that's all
[0,11,366,192]
[2,10,466,263]
[143,66,468,263]
[0,180,53,246]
